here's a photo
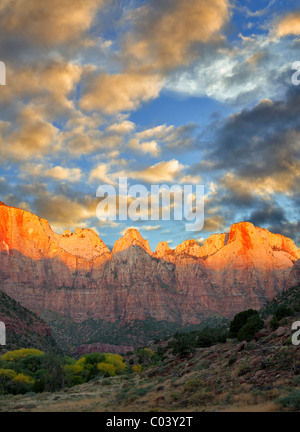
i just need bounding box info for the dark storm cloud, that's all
[247,203,287,227]
[186,86,300,243]
[191,86,300,200]
[210,87,300,178]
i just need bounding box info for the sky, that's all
[0,0,300,251]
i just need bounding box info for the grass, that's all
[277,390,300,410]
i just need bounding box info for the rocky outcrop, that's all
[113,229,152,255]
[0,202,299,325]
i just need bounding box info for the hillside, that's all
[0,289,299,412]
[0,290,60,355]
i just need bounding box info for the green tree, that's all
[237,314,264,342]
[229,309,259,337]
[270,306,292,330]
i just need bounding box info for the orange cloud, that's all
[0,0,106,45]
[81,72,163,114]
[0,61,82,113]
[128,139,161,157]
[21,164,82,182]
[134,159,185,183]
[0,107,58,161]
[34,193,98,231]
[276,11,300,37]
[124,0,230,71]
[203,215,225,232]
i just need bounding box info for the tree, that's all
[229,309,259,337]
[270,306,292,330]
[237,314,264,342]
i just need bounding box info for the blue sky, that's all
[0,0,300,251]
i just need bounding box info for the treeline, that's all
[0,349,128,395]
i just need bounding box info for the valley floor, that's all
[1,333,299,412]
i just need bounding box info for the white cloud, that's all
[165,35,294,106]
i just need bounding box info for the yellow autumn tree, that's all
[133,364,142,374]
[13,374,34,384]
[97,362,116,377]
[0,369,17,391]
[102,354,127,374]
[2,349,44,362]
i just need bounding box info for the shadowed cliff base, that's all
[39,309,229,355]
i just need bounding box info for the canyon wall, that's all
[0,202,299,324]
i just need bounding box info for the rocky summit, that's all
[0,202,299,325]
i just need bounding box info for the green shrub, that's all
[270,306,292,330]
[171,334,196,358]
[237,314,264,342]
[277,390,300,410]
[82,353,105,365]
[237,360,251,376]
[171,327,227,357]
[229,309,259,338]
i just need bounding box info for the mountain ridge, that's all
[0,201,299,326]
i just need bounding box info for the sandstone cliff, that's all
[0,202,299,324]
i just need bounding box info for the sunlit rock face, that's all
[113,229,152,255]
[0,202,299,324]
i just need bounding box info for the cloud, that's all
[89,164,115,185]
[81,0,230,115]
[81,72,163,114]
[0,106,58,162]
[0,0,106,46]
[131,123,198,155]
[276,11,300,37]
[197,89,300,196]
[234,0,275,18]
[182,86,300,244]
[141,225,161,232]
[124,0,230,71]
[248,203,286,227]
[135,125,175,141]
[34,193,98,231]
[134,159,185,183]
[179,175,202,185]
[106,121,135,134]
[203,215,226,232]
[128,139,161,157]
[21,164,82,182]
[165,32,295,106]
[248,202,300,246]
[57,111,127,155]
